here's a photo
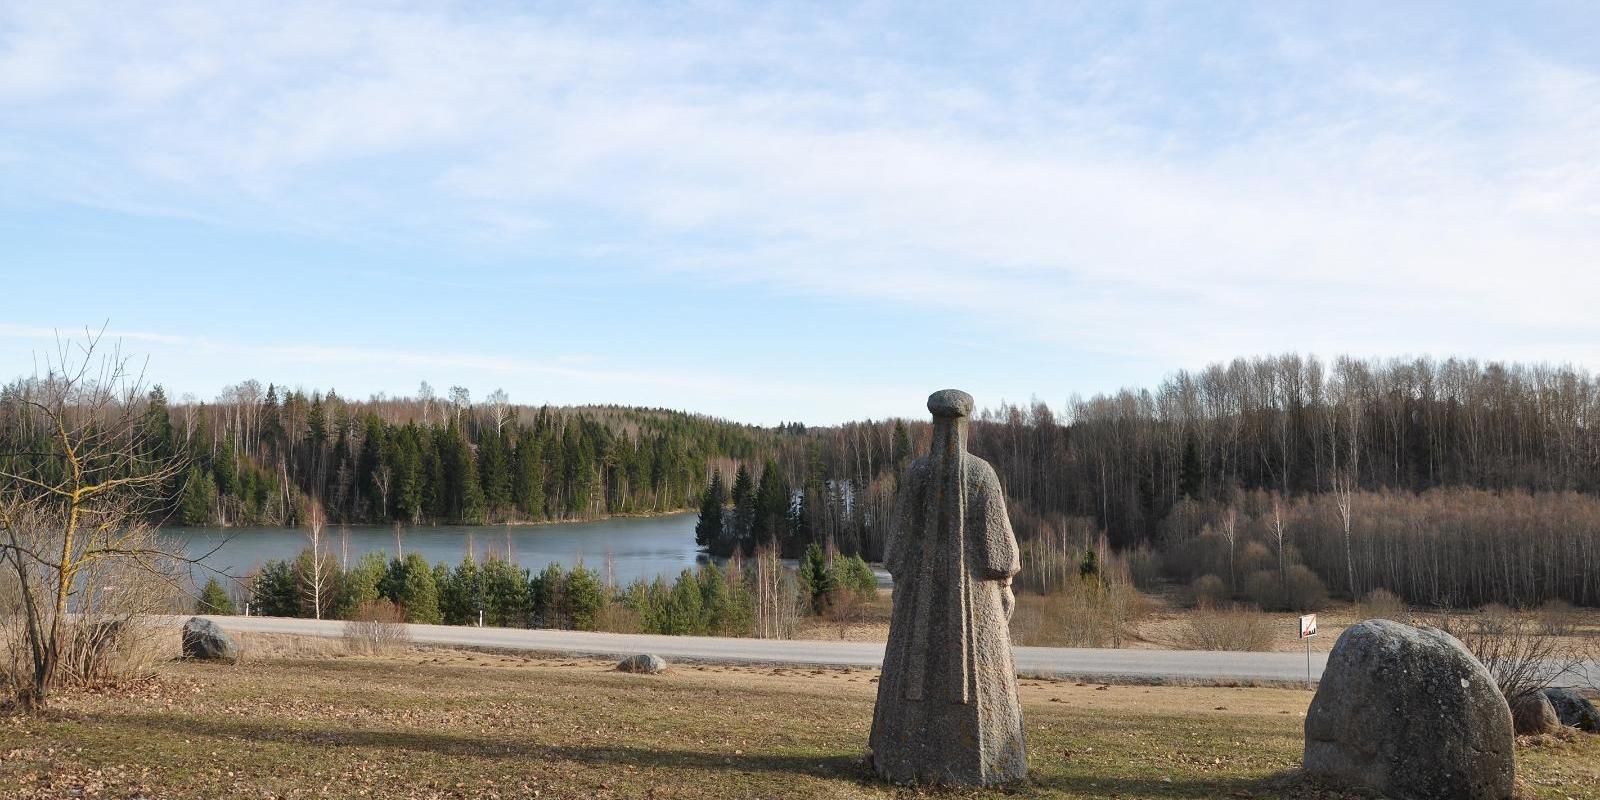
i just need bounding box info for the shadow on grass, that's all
[99,714,1336,798]
[104,712,874,783]
[1027,769,1341,800]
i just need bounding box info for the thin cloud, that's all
[3,3,1599,419]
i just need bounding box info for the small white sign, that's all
[1299,613,1318,639]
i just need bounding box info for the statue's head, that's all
[927,389,974,419]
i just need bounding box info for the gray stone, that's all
[1510,691,1560,735]
[1542,687,1599,732]
[181,617,239,662]
[616,653,667,674]
[870,389,1026,786]
[1304,619,1514,800]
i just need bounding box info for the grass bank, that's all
[4,641,1596,799]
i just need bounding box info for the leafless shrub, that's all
[1176,605,1276,652]
[593,602,642,634]
[1476,603,1517,637]
[341,600,411,655]
[1537,599,1579,638]
[822,589,870,639]
[1356,588,1409,623]
[1011,564,1148,648]
[1190,574,1228,609]
[1126,546,1164,590]
[1436,606,1587,702]
[1244,565,1329,612]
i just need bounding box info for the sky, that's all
[3,2,1599,425]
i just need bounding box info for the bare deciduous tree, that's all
[302,499,328,620]
[0,332,196,711]
[486,389,511,434]
[448,386,471,425]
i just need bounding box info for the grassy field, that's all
[4,638,1597,799]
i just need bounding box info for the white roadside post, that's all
[1298,613,1318,689]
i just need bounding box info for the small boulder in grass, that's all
[181,617,239,662]
[1543,687,1599,733]
[1510,691,1561,735]
[616,653,667,674]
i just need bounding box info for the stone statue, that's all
[869,389,1027,786]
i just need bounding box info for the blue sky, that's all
[3,2,1598,424]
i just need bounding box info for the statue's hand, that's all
[1001,582,1015,620]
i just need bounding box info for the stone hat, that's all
[927,389,974,418]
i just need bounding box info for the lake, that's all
[172,513,704,586]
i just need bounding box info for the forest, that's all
[66,383,781,527]
[6,353,1600,608]
[696,355,1600,608]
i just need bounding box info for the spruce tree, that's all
[481,557,531,627]
[392,552,442,624]
[665,569,704,634]
[335,552,387,618]
[442,557,481,625]
[178,466,217,526]
[729,464,755,551]
[196,577,235,615]
[798,542,833,613]
[1080,547,1101,580]
[695,469,727,551]
[512,426,546,520]
[250,560,299,617]
[892,419,913,469]
[565,564,604,631]
[750,460,791,551]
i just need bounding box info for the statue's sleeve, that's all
[883,459,925,580]
[975,463,1020,581]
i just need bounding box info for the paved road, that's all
[187,615,1333,685]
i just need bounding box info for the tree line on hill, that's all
[958,355,1600,608]
[115,382,781,527]
[11,351,1600,611]
[690,355,1600,608]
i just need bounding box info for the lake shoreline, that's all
[170,511,706,585]
[163,507,695,534]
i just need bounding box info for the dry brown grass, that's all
[2,644,1596,799]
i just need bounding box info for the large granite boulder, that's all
[1542,687,1599,732]
[1304,619,1514,800]
[616,654,667,674]
[181,617,239,662]
[1510,691,1560,735]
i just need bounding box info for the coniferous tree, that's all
[531,563,568,628]
[565,564,605,631]
[441,556,482,625]
[250,560,299,617]
[178,466,218,526]
[695,469,727,551]
[797,542,833,614]
[336,552,387,619]
[512,425,546,519]
[729,464,755,552]
[664,569,704,634]
[196,577,235,615]
[751,460,791,553]
[385,552,442,623]
[481,557,531,627]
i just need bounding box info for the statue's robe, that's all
[869,444,1026,785]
